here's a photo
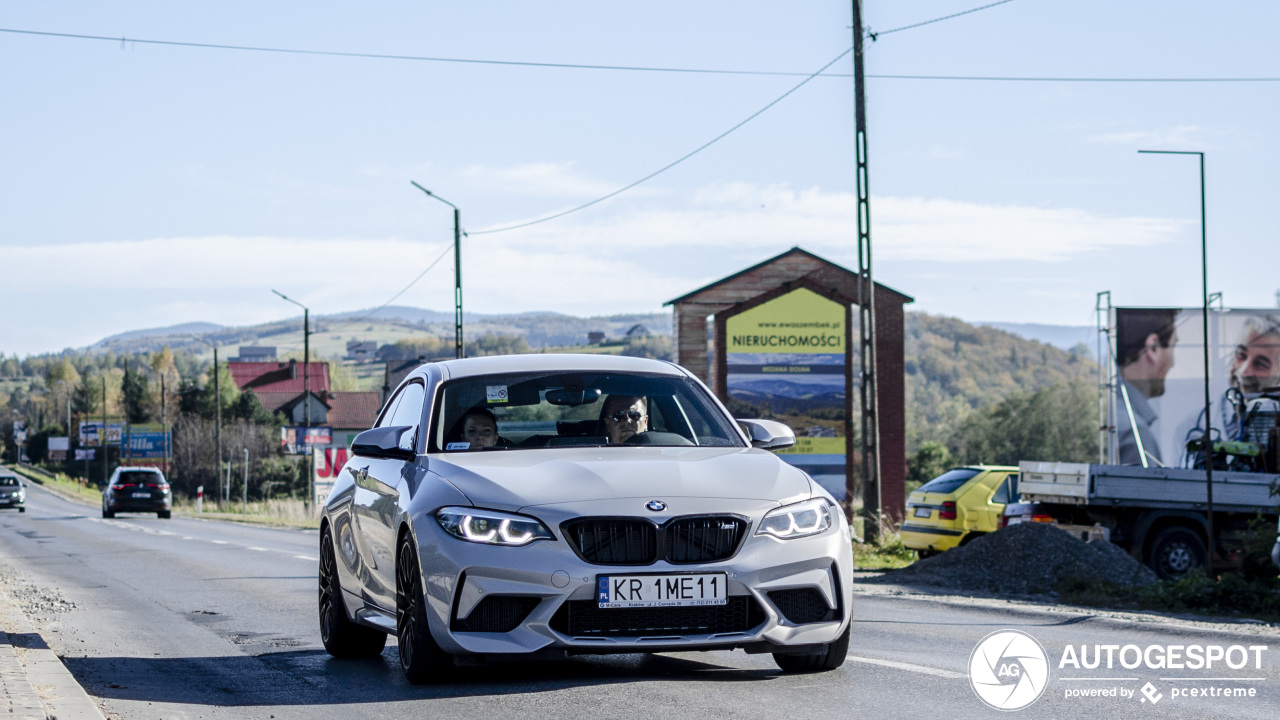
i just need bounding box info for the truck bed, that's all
[1019,461,1279,512]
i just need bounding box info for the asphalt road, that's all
[1,480,1277,720]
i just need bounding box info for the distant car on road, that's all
[0,470,26,512]
[318,354,853,682]
[102,467,171,519]
[900,466,1019,556]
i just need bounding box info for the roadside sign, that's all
[282,426,332,455]
[75,448,96,460]
[312,446,347,507]
[124,431,171,459]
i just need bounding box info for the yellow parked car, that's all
[900,466,1018,556]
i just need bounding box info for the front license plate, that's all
[914,507,931,518]
[597,573,727,609]
[131,492,150,498]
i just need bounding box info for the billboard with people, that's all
[1114,307,1280,470]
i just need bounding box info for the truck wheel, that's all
[1148,527,1206,580]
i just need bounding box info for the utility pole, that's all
[1138,149,1214,573]
[101,375,108,487]
[242,447,249,513]
[272,290,312,430]
[192,334,222,506]
[410,181,465,358]
[851,0,882,543]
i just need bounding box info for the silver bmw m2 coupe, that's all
[319,354,852,682]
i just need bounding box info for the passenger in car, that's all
[453,408,510,449]
[600,395,649,444]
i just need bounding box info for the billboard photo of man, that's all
[1115,309,1179,466]
[1229,317,1280,395]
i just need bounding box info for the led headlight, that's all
[756,497,833,540]
[435,507,553,547]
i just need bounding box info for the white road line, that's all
[210,540,228,544]
[294,555,318,562]
[247,547,268,552]
[846,655,964,679]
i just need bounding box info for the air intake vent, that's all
[451,595,541,633]
[768,588,838,625]
[563,518,658,565]
[550,596,766,637]
[666,516,747,564]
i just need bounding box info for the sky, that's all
[3,1,1278,357]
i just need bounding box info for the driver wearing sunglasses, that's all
[600,395,649,444]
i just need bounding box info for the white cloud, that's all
[1088,125,1204,147]
[459,162,641,199]
[1,183,1185,355]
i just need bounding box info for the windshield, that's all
[0,477,17,487]
[430,371,743,452]
[918,468,982,495]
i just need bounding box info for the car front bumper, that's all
[400,504,854,657]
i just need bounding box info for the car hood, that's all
[428,446,812,512]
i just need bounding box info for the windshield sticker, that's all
[486,385,509,404]
[446,442,470,451]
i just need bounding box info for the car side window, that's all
[992,475,1016,505]
[386,382,426,450]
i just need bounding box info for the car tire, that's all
[18,507,25,513]
[396,534,452,684]
[318,526,387,658]
[1148,526,1206,580]
[158,510,171,519]
[102,507,114,519]
[773,622,850,673]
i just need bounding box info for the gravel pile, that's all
[0,565,77,617]
[870,522,1158,595]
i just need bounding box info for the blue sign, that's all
[124,431,171,459]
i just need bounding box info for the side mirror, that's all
[351,425,416,460]
[738,419,796,451]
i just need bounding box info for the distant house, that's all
[345,340,378,361]
[587,331,606,345]
[255,389,384,448]
[625,324,650,339]
[231,346,277,363]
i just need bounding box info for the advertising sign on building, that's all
[282,427,333,455]
[312,446,349,506]
[1113,307,1280,470]
[724,287,848,499]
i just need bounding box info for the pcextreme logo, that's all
[969,630,1051,711]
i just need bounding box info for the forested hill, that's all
[903,313,1096,448]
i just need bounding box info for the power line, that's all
[4,26,1272,84]
[469,48,853,235]
[868,0,1016,39]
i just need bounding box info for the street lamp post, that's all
[1138,149,1214,572]
[272,290,315,514]
[192,335,222,507]
[410,181,464,359]
[272,290,312,429]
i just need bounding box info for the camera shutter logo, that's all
[969,630,1050,711]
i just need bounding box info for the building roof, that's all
[228,361,331,394]
[665,246,913,307]
[251,390,383,430]
[325,392,384,430]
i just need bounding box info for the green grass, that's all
[10,465,103,504]
[853,526,919,570]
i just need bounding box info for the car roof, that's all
[428,353,688,381]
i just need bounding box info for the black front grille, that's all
[666,517,747,564]
[451,595,541,633]
[768,588,838,625]
[563,518,658,565]
[562,515,747,566]
[550,596,766,637]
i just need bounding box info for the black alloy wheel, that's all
[318,526,387,657]
[396,534,452,683]
[773,622,851,673]
[1148,527,1207,581]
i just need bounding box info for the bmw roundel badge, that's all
[645,500,666,512]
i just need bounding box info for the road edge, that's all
[0,587,107,720]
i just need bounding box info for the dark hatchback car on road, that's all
[102,467,171,518]
[0,470,25,512]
